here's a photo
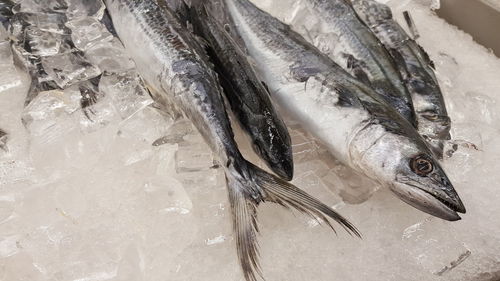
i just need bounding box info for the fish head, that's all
[351,126,465,221]
[392,152,465,221]
[251,123,294,181]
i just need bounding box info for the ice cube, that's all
[16,0,68,14]
[20,89,82,177]
[76,85,120,134]
[24,26,64,56]
[14,12,69,35]
[120,106,172,142]
[85,38,136,73]
[110,106,172,166]
[21,89,80,135]
[175,130,215,173]
[41,51,101,88]
[66,17,113,51]
[76,76,103,117]
[66,0,105,20]
[402,218,471,275]
[98,72,153,120]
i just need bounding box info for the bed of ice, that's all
[1,0,499,280]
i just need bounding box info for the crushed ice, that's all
[1,0,500,280]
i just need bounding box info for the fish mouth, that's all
[391,176,465,221]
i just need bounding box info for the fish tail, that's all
[226,160,360,281]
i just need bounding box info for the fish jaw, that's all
[391,174,465,221]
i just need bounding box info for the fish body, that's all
[303,0,416,126]
[351,0,451,158]
[105,1,358,281]
[183,1,294,180]
[225,0,464,226]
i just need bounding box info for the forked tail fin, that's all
[226,160,361,281]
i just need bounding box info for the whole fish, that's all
[169,0,294,180]
[351,0,451,158]
[104,1,359,281]
[225,0,465,236]
[302,0,416,127]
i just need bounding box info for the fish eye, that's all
[410,154,434,176]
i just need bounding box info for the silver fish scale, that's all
[306,0,416,125]
[107,0,237,159]
[229,0,419,140]
[351,0,451,157]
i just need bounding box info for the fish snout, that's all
[392,174,465,221]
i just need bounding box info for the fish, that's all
[225,0,465,230]
[351,0,451,158]
[166,0,294,180]
[302,0,417,127]
[104,1,360,280]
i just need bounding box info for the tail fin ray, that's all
[228,186,263,281]
[226,161,360,281]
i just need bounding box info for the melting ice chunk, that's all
[41,51,101,88]
[66,17,113,51]
[25,26,64,56]
[98,72,153,120]
[85,38,135,73]
[66,0,105,20]
[15,0,68,14]
[21,89,80,136]
[13,12,69,35]
[402,218,471,276]
[175,131,215,174]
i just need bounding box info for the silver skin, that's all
[169,0,294,180]
[225,0,465,221]
[303,0,416,127]
[105,1,359,281]
[194,7,294,180]
[351,0,451,158]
